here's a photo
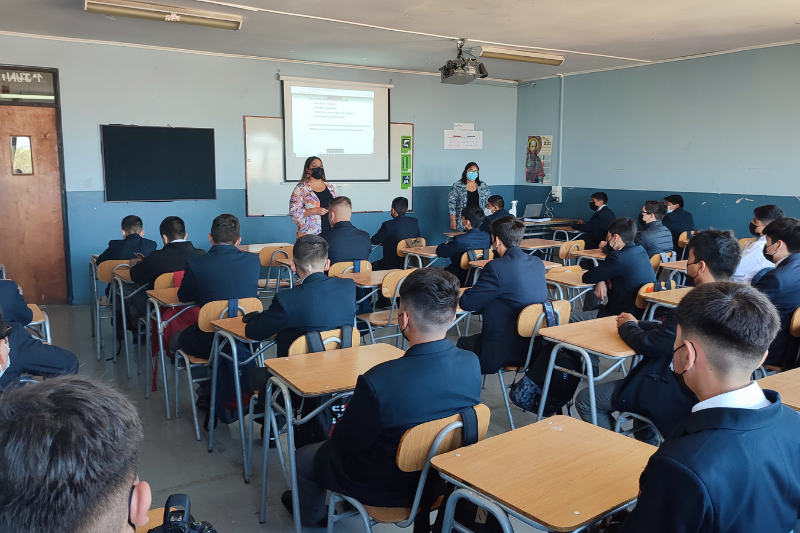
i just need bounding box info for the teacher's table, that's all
[259,343,405,531]
[545,268,595,303]
[540,317,637,425]
[523,218,579,238]
[402,245,442,269]
[758,367,800,412]
[643,287,692,320]
[571,248,607,268]
[432,415,655,533]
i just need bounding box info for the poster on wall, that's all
[526,135,552,184]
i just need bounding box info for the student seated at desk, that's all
[614,282,800,533]
[458,217,548,374]
[130,216,204,289]
[173,214,260,360]
[287,268,481,526]
[96,214,157,265]
[662,194,695,251]
[634,201,673,257]
[436,206,491,286]
[731,204,784,284]
[572,218,656,322]
[324,196,373,314]
[570,192,616,249]
[575,229,741,440]
[754,217,800,368]
[370,196,419,271]
[478,195,509,233]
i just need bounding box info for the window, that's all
[11,136,33,175]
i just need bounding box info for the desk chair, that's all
[397,238,427,267]
[461,249,494,287]
[26,304,51,344]
[358,269,415,346]
[557,239,585,266]
[650,252,674,274]
[258,245,293,298]
[677,231,695,260]
[328,260,373,277]
[739,237,757,250]
[136,272,177,373]
[614,412,664,446]
[174,298,263,441]
[497,301,571,430]
[635,280,678,323]
[326,404,491,533]
[95,259,130,360]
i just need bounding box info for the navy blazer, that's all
[662,207,695,251]
[244,272,357,357]
[436,228,491,284]
[177,244,260,306]
[755,253,800,367]
[614,310,698,436]
[0,280,33,325]
[370,215,420,270]
[97,233,158,264]
[479,208,510,233]
[314,339,482,507]
[634,220,674,257]
[582,242,656,318]
[459,247,549,374]
[0,323,78,391]
[129,241,205,289]
[325,221,373,266]
[619,391,800,533]
[571,206,616,249]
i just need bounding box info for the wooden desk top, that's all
[431,416,655,532]
[541,316,637,357]
[545,269,594,288]
[571,249,607,260]
[661,260,688,271]
[401,245,440,257]
[136,507,165,533]
[113,268,133,282]
[336,270,399,287]
[211,317,253,341]
[276,257,294,268]
[644,287,692,306]
[523,218,578,226]
[520,238,563,250]
[550,225,581,232]
[444,231,464,237]
[28,304,46,324]
[238,242,292,253]
[265,343,404,396]
[146,288,194,307]
[759,368,800,412]
[469,259,559,270]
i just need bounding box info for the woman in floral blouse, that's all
[447,162,491,231]
[289,156,337,237]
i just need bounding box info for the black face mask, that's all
[671,343,695,397]
[763,243,776,264]
[310,167,325,180]
[589,202,599,211]
[749,222,760,237]
[602,237,617,255]
[637,213,646,226]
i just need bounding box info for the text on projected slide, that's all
[291,86,375,157]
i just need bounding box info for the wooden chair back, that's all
[381,268,416,299]
[790,307,800,338]
[259,245,293,267]
[558,239,585,261]
[396,404,490,472]
[97,260,131,283]
[197,298,263,333]
[287,327,361,356]
[649,252,673,273]
[636,280,678,309]
[328,261,372,277]
[678,231,694,249]
[459,249,494,270]
[153,272,175,289]
[517,300,571,337]
[396,237,426,258]
[739,237,757,250]
[547,265,581,274]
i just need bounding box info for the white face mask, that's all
[667,205,676,213]
[0,339,10,379]
[484,208,493,217]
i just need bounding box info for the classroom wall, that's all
[0,33,518,304]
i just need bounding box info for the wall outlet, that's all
[551,186,562,203]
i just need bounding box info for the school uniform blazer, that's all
[459,246,549,374]
[244,272,357,357]
[582,242,656,318]
[662,207,695,251]
[613,311,698,437]
[478,208,510,233]
[570,206,616,249]
[314,339,482,507]
[177,244,260,307]
[634,220,674,257]
[436,228,492,260]
[324,221,373,266]
[129,241,206,289]
[0,279,33,325]
[618,391,800,533]
[0,323,79,391]
[96,233,158,264]
[754,253,800,367]
[370,214,420,270]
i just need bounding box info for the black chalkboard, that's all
[101,125,216,202]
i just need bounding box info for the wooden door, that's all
[0,106,68,304]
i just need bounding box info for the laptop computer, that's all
[521,203,543,218]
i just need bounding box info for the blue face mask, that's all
[466,171,478,181]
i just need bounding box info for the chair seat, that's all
[177,351,209,365]
[501,365,522,372]
[764,364,784,373]
[357,310,399,327]
[364,496,442,524]
[258,279,292,289]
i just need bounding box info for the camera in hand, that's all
[148,494,218,533]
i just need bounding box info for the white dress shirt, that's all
[692,382,772,413]
[731,236,773,284]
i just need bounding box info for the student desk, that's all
[274,257,300,288]
[136,508,166,533]
[444,231,464,242]
[551,225,584,242]
[758,368,800,412]
[571,249,607,268]
[112,265,148,379]
[432,415,655,533]
[523,218,579,238]
[336,269,400,308]
[643,287,692,320]
[27,303,50,343]
[520,238,564,262]
[659,259,688,283]
[144,288,197,420]
[539,317,637,425]
[402,245,442,268]
[469,259,559,271]
[258,343,405,531]
[545,268,595,303]
[238,242,291,254]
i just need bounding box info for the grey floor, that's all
[44,303,602,533]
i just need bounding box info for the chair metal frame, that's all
[111,263,148,379]
[358,270,412,346]
[614,412,664,447]
[258,247,294,298]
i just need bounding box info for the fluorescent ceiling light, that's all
[473,46,564,66]
[84,0,242,30]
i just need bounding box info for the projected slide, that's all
[291,86,375,157]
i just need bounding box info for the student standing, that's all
[370,197,419,270]
[436,206,491,286]
[289,157,338,238]
[662,194,695,251]
[478,195,510,233]
[634,201,674,257]
[731,204,784,284]
[447,162,491,231]
[570,192,616,249]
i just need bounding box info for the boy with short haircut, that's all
[130,216,205,289]
[616,282,800,533]
[436,205,491,286]
[370,196,420,270]
[570,192,616,249]
[478,195,509,233]
[731,204,784,284]
[634,200,673,257]
[96,214,157,265]
[323,196,372,267]
[662,194,695,251]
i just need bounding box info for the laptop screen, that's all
[522,204,543,218]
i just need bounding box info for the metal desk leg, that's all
[115,277,132,378]
[537,343,598,425]
[440,488,515,533]
[647,302,664,321]
[145,298,152,399]
[89,261,96,337]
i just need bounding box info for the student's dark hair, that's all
[159,216,186,242]
[459,162,481,186]
[301,156,323,182]
[329,196,352,211]
[391,197,409,215]
[753,204,784,224]
[121,215,143,234]
[643,200,668,221]
[676,282,780,374]
[293,234,328,271]
[461,205,485,229]
[686,229,741,279]
[590,192,608,204]
[607,217,637,244]
[664,194,684,208]
[399,268,460,333]
[491,216,524,248]
[0,375,144,533]
[763,217,800,254]
[210,213,240,244]
[486,195,504,209]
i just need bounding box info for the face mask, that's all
[763,242,776,263]
[749,222,760,237]
[399,312,409,342]
[602,237,617,255]
[310,167,325,180]
[667,205,676,213]
[685,261,701,287]
[466,171,478,181]
[589,202,598,211]
[637,213,646,226]
[484,208,493,217]
[0,338,9,380]
[670,343,695,396]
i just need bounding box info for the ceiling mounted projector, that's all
[439,39,488,85]
[473,46,564,66]
[84,0,242,30]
